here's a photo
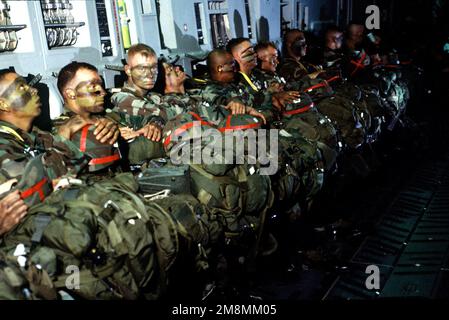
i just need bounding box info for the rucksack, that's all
[0,250,57,300]
[1,173,211,300]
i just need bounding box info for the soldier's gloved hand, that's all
[225,100,246,115]
[119,127,139,141]
[246,107,267,125]
[0,184,28,236]
[94,118,120,145]
[273,91,301,107]
[136,123,162,142]
[57,115,93,140]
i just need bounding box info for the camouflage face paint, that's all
[130,63,158,90]
[74,80,106,114]
[163,63,186,87]
[1,75,41,117]
[241,46,257,63]
[291,37,307,57]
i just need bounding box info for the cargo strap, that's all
[239,71,259,92]
[283,103,314,116]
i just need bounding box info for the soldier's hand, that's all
[273,91,301,107]
[0,188,28,236]
[272,95,284,111]
[308,70,324,80]
[119,127,139,141]
[246,107,267,125]
[136,123,162,142]
[225,101,247,115]
[93,118,120,145]
[57,115,93,140]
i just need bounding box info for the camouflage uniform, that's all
[109,84,169,166]
[196,79,255,109]
[278,57,321,84]
[51,109,124,175]
[0,120,89,206]
[110,83,166,129]
[233,72,278,123]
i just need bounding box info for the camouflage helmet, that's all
[281,92,315,119]
[162,111,218,153]
[71,125,121,172]
[15,155,53,207]
[295,77,334,101]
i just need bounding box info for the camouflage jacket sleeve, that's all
[279,59,322,85]
[196,83,246,108]
[110,90,167,130]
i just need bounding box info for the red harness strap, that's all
[350,51,367,77]
[219,115,261,132]
[304,81,328,93]
[326,75,341,83]
[79,125,91,152]
[21,177,49,202]
[89,153,121,165]
[163,113,214,148]
[283,103,314,116]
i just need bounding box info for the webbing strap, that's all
[31,215,52,244]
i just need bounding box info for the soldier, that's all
[0,68,90,206]
[53,62,122,174]
[343,22,372,79]
[255,41,340,173]
[227,38,300,120]
[0,69,216,301]
[200,49,256,109]
[278,29,323,83]
[110,44,167,166]
[111,44,163,141]
[322,26,346,69]
[153,57,265,124]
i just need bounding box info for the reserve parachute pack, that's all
[162,112,274,241]
[280,92,341,172]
